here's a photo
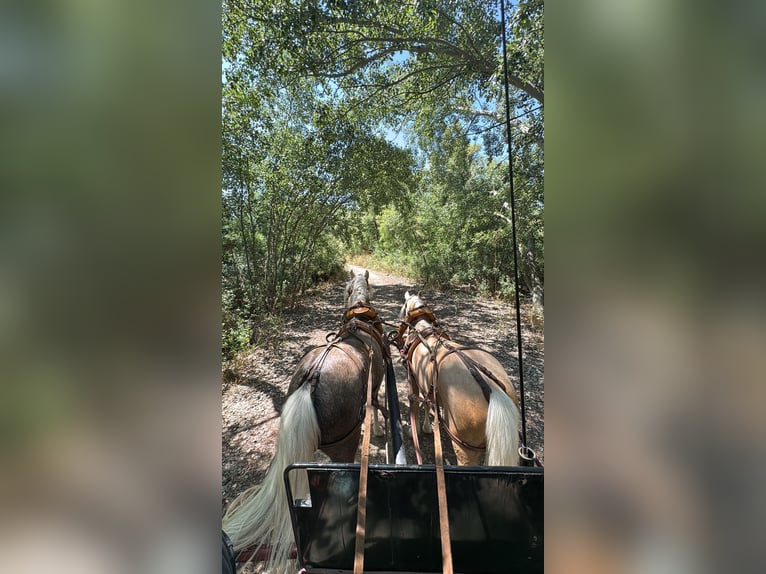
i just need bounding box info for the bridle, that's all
[396,300,442,383]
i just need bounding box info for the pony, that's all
[223,271,387,571]
[398,291,521,466]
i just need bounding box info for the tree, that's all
[221,0,544,355]
[221,73,415,326]
[226,1,542,122]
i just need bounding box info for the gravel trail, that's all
[222,266,544,509]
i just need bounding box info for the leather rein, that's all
[337,303,392,574]
[396,301,520,574]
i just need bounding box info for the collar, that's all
[344,304,383,333]
[405,305,436,327]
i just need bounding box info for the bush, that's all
[251,313,284,350]
[308,233,346,284]
[222,314,250,359]
[498,275,517,301]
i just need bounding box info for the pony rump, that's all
[485,386,521,466]
[223,383,319,571]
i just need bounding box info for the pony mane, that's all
[345,271,371,308]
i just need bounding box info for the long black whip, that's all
[499,0,535,463]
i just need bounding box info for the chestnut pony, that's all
[399,292,520,466]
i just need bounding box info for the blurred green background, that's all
[1,1,221,572]
[1,0,765,572]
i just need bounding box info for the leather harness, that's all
[397,304,460,574]
[398,305,512,454]
[298,305,388,450]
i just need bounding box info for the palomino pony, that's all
[223,271,387,571]
[398,292,521,466]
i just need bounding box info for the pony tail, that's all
[485,386,521,466]
[223,383,319,571]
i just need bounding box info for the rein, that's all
[310,301,398,574]
[398,303,455,574]
[353,343,375,574]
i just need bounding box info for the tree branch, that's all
[358,64,465,90]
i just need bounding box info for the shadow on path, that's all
[223,266,544,506]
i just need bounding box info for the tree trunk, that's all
[523,234,543,313]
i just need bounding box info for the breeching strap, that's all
[353,350,374,574]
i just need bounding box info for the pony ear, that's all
[364,270,369,280]
[405,291,411,300]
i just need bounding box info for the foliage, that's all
[226,0,542,148]
[228,0,541,103]
[222,314,251,359]
[221,69,416,353]
[221,0,543,356]
[369,119,543,301]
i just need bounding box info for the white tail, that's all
[485,385,521,466]
[223,383,319,571]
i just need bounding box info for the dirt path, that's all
[222,265,544,509]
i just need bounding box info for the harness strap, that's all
[344,318,389,417]
[438,347,494,403]
[407,376,424,466]
[353,346,375,574]
[347,318,387,353]
[442,342,511,397]
[402,326,446,364]
[306,342,365,394]
[409,396,423,465]
[301,322,371,449]
[319,419,362,450]
[439,416,487,452]
[431,359,454,574]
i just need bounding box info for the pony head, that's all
[400,290,425,320]
[345,270,370,308]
